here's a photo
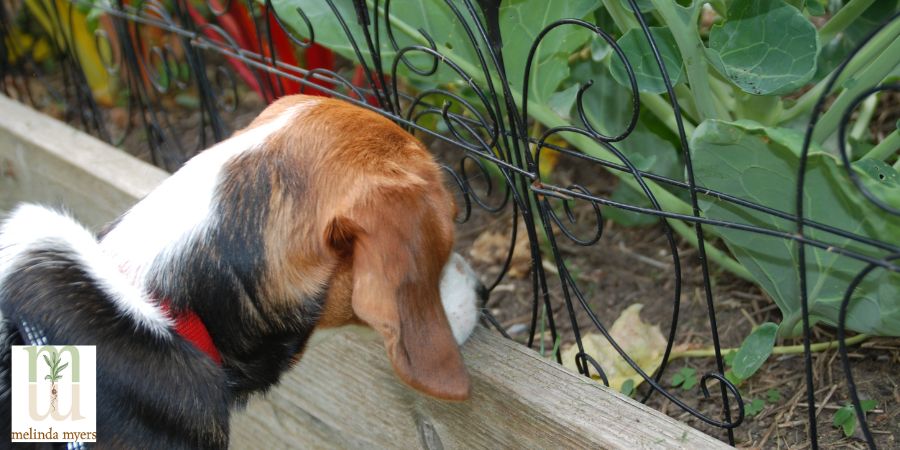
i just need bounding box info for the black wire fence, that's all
[1,0,898,447]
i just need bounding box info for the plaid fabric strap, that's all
[18,321,89,450]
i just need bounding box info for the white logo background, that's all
[10,345,97,443]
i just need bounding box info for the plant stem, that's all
[709,75,735,114]
[818,0,876,45]
[671,333,869,359]
[567,44,592,64]
[860,129,900,162]
[783,20,900,123]
[601,0,639,32]
[674,84,700,122]
[651,0,725,121]
[50,382,58,412]
[640,93,697,136]
[813,36,900,144]
[735,91,784,125]
[850,93,878,142]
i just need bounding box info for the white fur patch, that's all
[100,101,316,286]
[0,204,172,337]
[440,252,480,345]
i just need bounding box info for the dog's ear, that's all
[327,185,470,401]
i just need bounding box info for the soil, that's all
[6,74,898,448]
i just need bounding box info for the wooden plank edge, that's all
[0,94,168,227]
[231,327,730,449]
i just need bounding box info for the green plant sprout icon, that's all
[43,352,68,412]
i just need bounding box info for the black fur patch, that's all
[145,149,324,401]
[0,247,230,449]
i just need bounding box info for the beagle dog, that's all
[0,95,483,448]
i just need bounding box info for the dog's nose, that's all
[476,281,490,305]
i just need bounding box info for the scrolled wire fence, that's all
[1,0,898,447]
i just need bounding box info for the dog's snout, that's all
[440,253,481,345]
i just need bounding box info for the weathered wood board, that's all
[0,94,729,449]
[230,327,728,450]
[0,94,168,227]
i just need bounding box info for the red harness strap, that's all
[159,301,223,366]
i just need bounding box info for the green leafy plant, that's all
[744,398,766,417]
[620,378,635,397]
[743,389,782,418]
[833,400,877,437]
[275,0,900,338]
[724,322,778,385]
[670,366,698,390]
[720,328,783,419]
[43,351,68,412]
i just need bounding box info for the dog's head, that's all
[103,95,481,400]
[238,96,480,401]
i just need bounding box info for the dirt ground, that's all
[5,74,897,448]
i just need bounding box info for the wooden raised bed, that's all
[0,94,728,449]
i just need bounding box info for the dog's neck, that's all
[144,216,324,399]
[99,107,323,399]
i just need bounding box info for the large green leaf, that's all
[692,120,900,337]
[706,0,818,95]
[610,26,685,94]
[272,0,596,102]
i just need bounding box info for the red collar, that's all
[159,301,223,365]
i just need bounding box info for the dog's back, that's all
[0,205,230,449]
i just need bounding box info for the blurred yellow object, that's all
[24,0,115,105]
[4,29,51,62]
[533,133,568,176]
[560,304,667,392]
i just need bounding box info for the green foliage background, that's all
[273,0,900,337]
